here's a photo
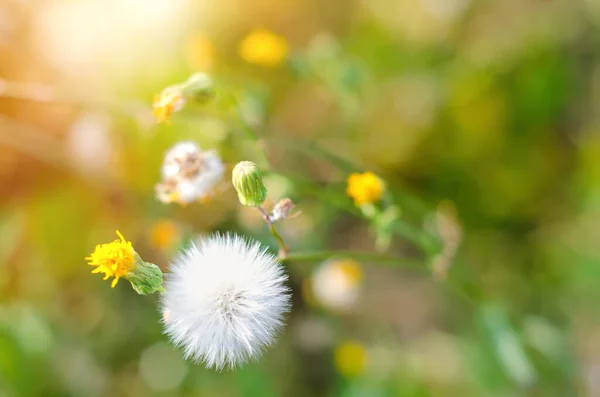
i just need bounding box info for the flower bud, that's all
[181,73,215,104]
[232,161,267,207]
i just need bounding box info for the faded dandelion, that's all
[155,142,224,205]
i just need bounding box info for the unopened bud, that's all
[232,161,267,207]
[271,198,295,222]
[181,73,215,103]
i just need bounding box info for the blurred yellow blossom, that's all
[239,29,288,67]
[346,172,385,206]
[149,220,180,252]
[86,231,134,288]
[185,33,215,71]
[334,340,367,377]
[153,85,186,123]
[312,259,362,312]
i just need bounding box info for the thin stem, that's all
[231,95,271,169]
[269,223,289,256]
[258,205,289,256]
[389,220,442,256]
[281,250,422,267]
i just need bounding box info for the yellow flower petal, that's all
[87,231,135,288]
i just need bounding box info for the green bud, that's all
[181,73,215,103]
[232,161,267,207]
[126,253,164,295]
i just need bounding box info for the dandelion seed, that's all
[239,29,289,67]
[161,233,291,369]
[346,172,385,206]
[155,142,224,205]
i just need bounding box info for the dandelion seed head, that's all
[161,233,291,369]
[155,142,224,205]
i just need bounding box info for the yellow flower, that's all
[311,259,362,312]
[185,33,215,72]
[149,220,180,251]
[86,231,135,288]
[152,86,185,123]
[334,340,367,377]
[346,172,384,206]
[337,260,362,283]
[239,29,288,67]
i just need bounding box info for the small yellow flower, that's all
[334,340,367,377]
[311,259,362,312]
[153,86,186,123]
[86,231,135,288]
[149,220,180,251]
[337,260,362,284]
[239,28,288,67]
[185,32,215,71]
[346,172,384,206]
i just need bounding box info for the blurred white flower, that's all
[161,233,291,369]
[67,112,112,174]
[155,141,224,205]
[311,259,362,312]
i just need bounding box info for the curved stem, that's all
[258,205,289,256]
[269,223,289,256]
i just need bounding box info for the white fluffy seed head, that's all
[161,233,291,370]
[155,141,225,205]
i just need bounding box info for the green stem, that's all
[389,220,442,256]
[258,205,289,255]
[281,250,422,267]
[231,95,271,169]
[269,223,289,255]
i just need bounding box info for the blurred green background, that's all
[0,0,599,395]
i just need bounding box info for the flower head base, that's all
[232,161,267,207]
[161,233,291,369]
[153,73,215,123]
[239,29,289,67]
[180,73,215,103]
[346,172,385,207]
[155,142,225,205]
[86,231,163,294]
